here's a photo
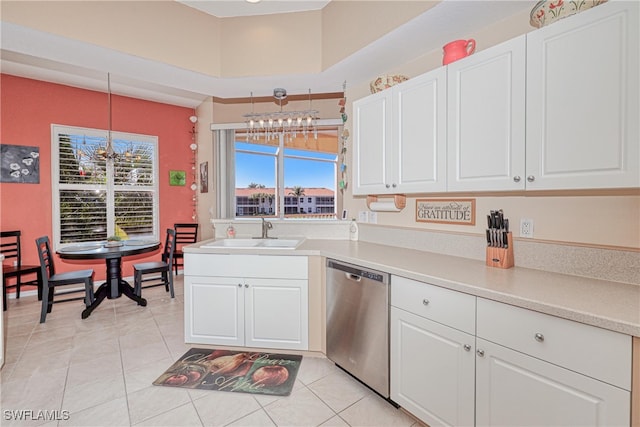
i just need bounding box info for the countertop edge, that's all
[184,239,640,337]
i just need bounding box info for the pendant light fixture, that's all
[243,88,319,142]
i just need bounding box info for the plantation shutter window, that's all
[52,125,159,246]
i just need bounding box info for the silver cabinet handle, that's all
[422,299,430,306]
[463,344,471,352]
[534,333,544,342]
[244,284,249,288]
[527,175,535,182]
[238,283,242,287]
[476,349,485,357]
[385,184,390,188]
[392,183,397,188]
[513,176,521,182]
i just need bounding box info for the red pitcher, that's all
[442,39,476,65]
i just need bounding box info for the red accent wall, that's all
[1,74,195,282]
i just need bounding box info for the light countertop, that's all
[185,239,640,337]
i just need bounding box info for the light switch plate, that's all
[358,211,369,223]
[369,211,378,224]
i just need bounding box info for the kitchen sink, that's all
[202,237,305,249]
[206,239,261,248]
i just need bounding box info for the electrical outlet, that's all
[358,211,369,223]
[369,211,378,224]
[520,218,534,238]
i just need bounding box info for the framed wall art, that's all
[416,198,476,225]
[200,161,208,193]
[0,144,40,184]
[169,170,186,186]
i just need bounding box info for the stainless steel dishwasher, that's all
[326,259,391,398]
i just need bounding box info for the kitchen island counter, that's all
[185,238,640,337]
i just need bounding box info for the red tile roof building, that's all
[235,187,335,217]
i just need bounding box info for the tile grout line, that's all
[113,298,136,427]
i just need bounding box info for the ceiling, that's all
[0,2,534,108]
[177,0,332,18]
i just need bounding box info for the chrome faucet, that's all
[261,217,273,239]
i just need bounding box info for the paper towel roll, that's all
[368,201,401,212]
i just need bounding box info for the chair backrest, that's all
[1,230,23,266]
[163,228,177,267]
[174,223,198,244]
[35,236,55,280]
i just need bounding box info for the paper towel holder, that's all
[366,194,407,212]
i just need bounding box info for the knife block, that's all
[486,232,514,269]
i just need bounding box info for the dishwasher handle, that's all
[346,272,362,282]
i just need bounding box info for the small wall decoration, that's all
[0,144,40,184]
[199,161,208,193]
[416,198,476,225]
[169,170,186,186]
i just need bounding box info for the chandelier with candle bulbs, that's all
[243,88,319,142]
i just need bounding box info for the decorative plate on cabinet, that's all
[530,0,608,28]
[369,75,409,93]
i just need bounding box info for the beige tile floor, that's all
[1,276,423,427]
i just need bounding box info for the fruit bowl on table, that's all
[104,241,124,248]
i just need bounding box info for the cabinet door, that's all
[394,68,447,193]
[526,1,639,190]
[244,278,308,350]
[391,308,475,427]
[184,276,244,346]
[475,338,630,427]
[352,90,393,195]
[447,36,526,191]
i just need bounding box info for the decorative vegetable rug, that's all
[153,348,302,396]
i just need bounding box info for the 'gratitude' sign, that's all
[416,199,476,225]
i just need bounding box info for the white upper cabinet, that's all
[447,35,526,191]
[526,1,639,190]
[394,69,448,193]
[352,1,638,194]
[353,68,447,195]
[353,90,392,195]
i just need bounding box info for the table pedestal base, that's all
[81,257,147,319]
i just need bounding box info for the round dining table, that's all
[57,240,160,319]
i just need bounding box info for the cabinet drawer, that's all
[391,276,475,335]
[477,298,631,390]
[185,254,308,279]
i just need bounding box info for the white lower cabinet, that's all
[390,277,632,427]
[188,276,244,346]
[390,276,476,427]
[475,338,630,427]
[244,277,307,349]
[391,308,475,427]
[476,298,631,427]
[184,254,309,351]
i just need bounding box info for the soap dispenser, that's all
[226,225,236,239]
[349,218,358,241]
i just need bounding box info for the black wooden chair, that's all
[172,223,198,275]
[35,236,95,323]
[1,230,42,311]
[133,228,176,298]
